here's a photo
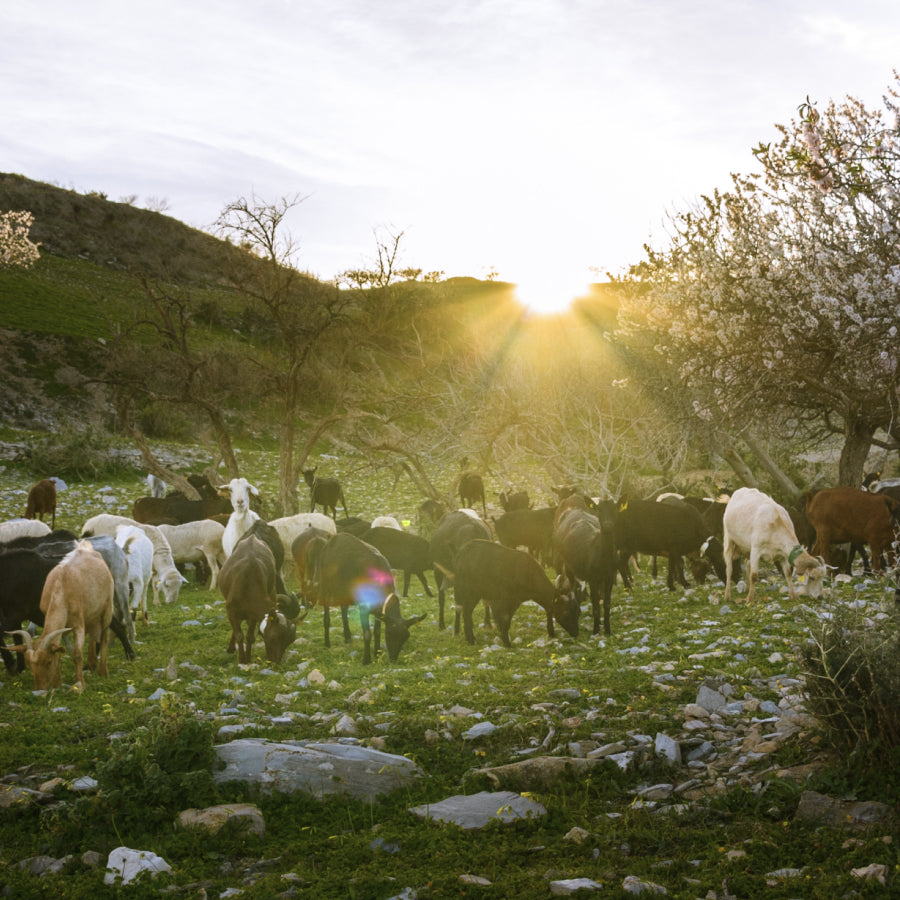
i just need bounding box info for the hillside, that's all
[0,172,244,285]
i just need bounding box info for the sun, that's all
[511,269,591,316]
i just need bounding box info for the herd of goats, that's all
[1,465,899,692]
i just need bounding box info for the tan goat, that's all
[9,540,113,691]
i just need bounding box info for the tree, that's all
[214,193,351,515]
[618,76,900,487]
[0,210,40,269]
[104,279,247,490]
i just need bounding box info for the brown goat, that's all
[807,487,900,574]
[9,540,113,691]
[25,479,57,530]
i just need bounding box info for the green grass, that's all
[0,460,898,897]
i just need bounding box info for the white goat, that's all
[0,518,52,544]
[371,515,403,530]
[158,520,226,589]
[146,473,167,498]
[82,514,187,605]
[723,487,824,604]
[115,524,154,624]
[218,478,261,558]
[268,513,336,577]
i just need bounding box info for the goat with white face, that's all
[218,478,261,558]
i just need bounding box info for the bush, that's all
[26,424,135,480]
[94,698,219,829]
[798,605,900,760]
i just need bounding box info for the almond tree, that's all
[0,210,40,269]
[618,76,900,486]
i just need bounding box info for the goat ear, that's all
[249,483,260,497]
[405,613,427,628]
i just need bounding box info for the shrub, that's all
[26,424,135,480]
[798,605,900,761]
[94,698,219,829]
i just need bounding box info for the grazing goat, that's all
[115,525,155,625]
[616,498,726,591]
[259,610,300,664]
[291,526,334,606]
[429,510,492,629]
[498,490,530,512]
[9,541,113,691]
[439,539,579,647]
[302,468,349,519]
[723,487,824,604]
[553,499,618,636]
[371,515,403,530]
[0,518,51,543]
[458,472,486,515]
[0,536,135,669]
[313,533,425,664]
[269,513,337,577]
[217,478,261,557]
[158,520,227,590]
[133,475,232,526]
[218,533,283,664]
[81,514,187,606]
[24,479,57,529]
[494,507,556,563]
[363,526,434,597]
[806,487,900,574]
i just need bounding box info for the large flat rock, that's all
[214,739,423,801]
[409,790,547,830]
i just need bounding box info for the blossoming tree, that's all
[618,76,900,486]
[0,210,40,269]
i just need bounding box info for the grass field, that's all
[0,454,898,898]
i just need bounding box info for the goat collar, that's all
[788,545,805,566]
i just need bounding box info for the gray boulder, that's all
[214,739,422,801]
[409,790,546,830]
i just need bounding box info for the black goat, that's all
[458,472,486,515]
[303,468,349,519]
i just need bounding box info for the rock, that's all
[795,791,893,829]
[622,874,667,894]
[104,847,172,885]
[695,685,727,713]
[588,741,627,758]
[17,856,57,875]
[460,874,492,885]
[467,756,616,792]
[409,790,546,830]
[636,784,673,802]
[307,669,326,685]
[851,863,887,884]
[462,721,498,740]
[550,877,603,894]
[165,656,178,680]
[654,733,681,765]
[0,784,47,808]
[178,803,265,838]
[214,739,422,801]
[564,826,591,844]
[68,775,98,792]
[332,714,357,736]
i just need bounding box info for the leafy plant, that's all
[94,697,219,828]
[798,606,900,760]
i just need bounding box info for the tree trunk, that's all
[720,446,758,489]
[116,396,201,499]
[278,417,299,518]
[741,432,800,497]
[838,416,875,486]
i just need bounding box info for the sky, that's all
[4,1,900,313]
